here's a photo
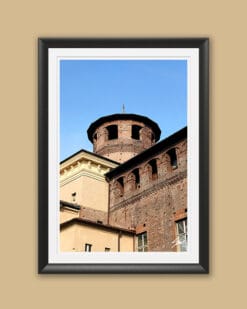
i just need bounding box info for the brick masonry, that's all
[79,205,108,225]
[78,115,187,252]
[108,139,187,251]
[91,119,156,163]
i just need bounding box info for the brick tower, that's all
[87,113,161,163]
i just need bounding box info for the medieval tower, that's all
[87,113,161,163]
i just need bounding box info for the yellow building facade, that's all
[60,218,135,252]
[60,149,136,252]
[60,149,118,212]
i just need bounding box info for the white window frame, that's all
[85,243,92,252]
[137,232,148,252]
[176,219,187,252]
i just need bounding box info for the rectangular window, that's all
[105,247,110,252]
[131,125,142,140]
[176,219,187,251]
[137,232,148,252]
[167,148,178,169]
[85,243,92,252]
[106,124,118,140]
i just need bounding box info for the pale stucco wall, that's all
[60,224,77,251]
[120,234,135,252]
[60,174,109,212]
[60,208,79,224]
[60,151,118,212]
[60,223,134,252]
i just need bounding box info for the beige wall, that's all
[60,174,109,212]
[60,208,79,224]
[60,224,77,251]
[60,223,134,252]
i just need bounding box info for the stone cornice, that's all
[60,169,108,186]
[60,150,118,171]
[60,151,119,184]
[110,170,187,211]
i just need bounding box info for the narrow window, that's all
[148,159,158,180]
[132,125,142,140]
[176,219,187,251]
[93,132,97,141]
[137,232,148,252]
[85,243,92,252]
[105,247,110,252]
[167,148,178,169]
[71,192,76,202]
[106,125,118,140]
[132,168,140,188]
[116,177,124,196]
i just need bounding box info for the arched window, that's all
[148,159,158,180]
[116,177,124,197]
[106,125,118,140]
[167,148,178,169]
[131,125,142,140]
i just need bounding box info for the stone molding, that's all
[60,151,118,185]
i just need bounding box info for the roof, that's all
[87,113,161,142]
[60,217,136,235]
[60,200,81,210]
[60,148,120,165]
[106,127,187,180]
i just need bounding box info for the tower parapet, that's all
[87,114,161,163]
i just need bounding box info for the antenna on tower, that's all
[122,104,126,113]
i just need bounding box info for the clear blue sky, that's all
[60,59,187,161]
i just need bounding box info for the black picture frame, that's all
[38,38,209,274]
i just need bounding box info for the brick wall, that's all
[92,119,156,163]
[79,205,108,225]
[108,139,187,251]
[66,129,187,252]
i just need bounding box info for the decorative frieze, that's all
[60,151,118,184]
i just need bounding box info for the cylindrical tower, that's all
[87,113,161,163]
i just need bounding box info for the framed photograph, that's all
[38,38,209,273]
